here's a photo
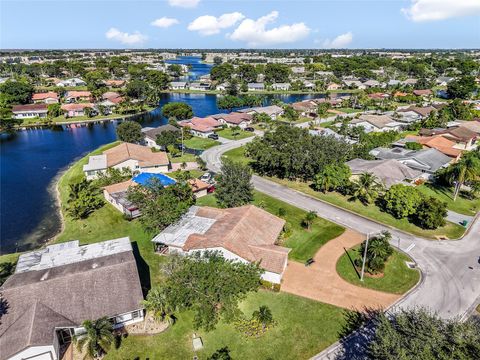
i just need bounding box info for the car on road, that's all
[245,127,255,132]
[200,172,213,183]
[208,133,219,140]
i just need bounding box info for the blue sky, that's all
[1,0,479,49]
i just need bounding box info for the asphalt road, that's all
[201,134,480,359]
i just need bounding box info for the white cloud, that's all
[188,12,245,36]
[168,0,200,8]
[402,0,480,22]
[151,17,180,28]
[322,32,353,48]
[228,11,310,47]
[105,28,147,45]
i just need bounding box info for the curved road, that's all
[202,137,480,322]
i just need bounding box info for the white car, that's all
[200,172,212,183]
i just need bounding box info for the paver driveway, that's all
[281,229,400,311]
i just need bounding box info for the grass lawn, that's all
[168,152,197,163]
[336,246,420,294]
[216,128,254,140]
[416,183,480,216]
[268,177,466,240]
[196,192,345,262]
[183,136,220,150]
[337,107,360,114]
[168,169,204,180]
[104,290,349,360]
[221,146,252,166]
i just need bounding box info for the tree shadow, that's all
[343,247,361,280]
[131,242,151,297]
[0,298,9,323]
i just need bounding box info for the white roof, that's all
[15,237,132,273]
[83,154,107,172]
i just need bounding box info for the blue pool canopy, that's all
[133,172,177,187]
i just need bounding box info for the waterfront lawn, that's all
[216,128,254,140]
[336,246,420,294]
[268,178,466,240]
[104,290,348,360]
[416,183,480,216]
[196,192,345,262]
[221,146,251,166]
[183,136,220,150]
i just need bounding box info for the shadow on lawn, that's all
[131,241,151,297]
[343,247,361,280]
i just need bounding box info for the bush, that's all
[260,279,281,292]
[355,231,393,274]
[381,184,423,219]
[116,121,143,143]
[411,197,447,230]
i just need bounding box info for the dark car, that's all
[245,127,255,132]
[208,133,219,140]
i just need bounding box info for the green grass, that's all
[336,246,420,294]
[183,136,220,150]
[196,192,345,262]
[104,290,349,360]
[221,146,252,166]
[168,152,198,163]
[416,183,480,216]
[216,128,254,140]
[337,107,360,114]
[268,178,466,240]
[168,169,204,180]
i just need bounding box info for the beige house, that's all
[83,142,169,180]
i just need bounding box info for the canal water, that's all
[0,57,329,254]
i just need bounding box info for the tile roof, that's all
[11,103,48,112]
[65,90,91,98]
[32,92,58,100]
[212,112,253,125]
[61,103,94,111]
[352,114,398,129]
[103,142,169,167]
[406,135,462,157]
[178,116,222,133]
[143,124,180,141]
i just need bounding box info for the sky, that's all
[0,0,479,49]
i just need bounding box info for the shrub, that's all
[411,197,447,230]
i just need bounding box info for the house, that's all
[238,105,284,120]
[32,92,59,104]
[291,66,305,74]
[102,91,121,101]
[272,83,291,91]
[387,80,401,87]
[370,147,452,178]
[152,205,290,284]
[83,142,170,180]
[413,89,433,97]
[436,76,455,86]
[171,81,188,90]
[103,180,140,218]
[61,103,94,117]
[247,83,265,91]
[189,82,210,91]
[187,178,210,198]
[216,82,228,91]
[309,128,357,144]
[346,158,422,188]
[212,112,253,129]
[363,79,381,88]
[142,124,181,149]
[367,92,389,100]
[103,79,125,87]
[64,90,92,103]
[55,77,86,87]
[400,135,462,158]
[178,116,222,138]
[455,119,480,135]
[327,82,341,91]
[0,237,144,360]
[292,100,317,117]
[396,106,436,123]
[11,104,48,119]
[303,80,316,90]
[419,127,477,150]
[350,114,403,133]
[402,78,418,86]
[343,80,366,89]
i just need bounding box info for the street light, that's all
[360,233,370,282]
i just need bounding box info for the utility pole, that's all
[360,233,369,282]
[181,127,184,157]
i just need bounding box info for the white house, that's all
[0,237,144,360]
[11,104,48,119]
[349,114,403,133]
[170,81,188,90]
[189,82,210,91]
[272,83,291,91]
[55,77,86,87]
[83,142,170,180]
[247,83,265,91]
[152,205,290,284]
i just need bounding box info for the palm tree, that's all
[142,287,175,325]
[303,211,317,231]
[448,153,480,201]
[74,317,114,359]
[252,305,273,330]
[350,172,383,205]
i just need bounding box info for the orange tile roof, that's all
[183,205,289,274]
[187,178,210,193]
[61,103,94,111]
[103,142,169,168]
[65,91,91,98]
[103,179,137,194]
[32,92,58,100]
[406,135,462,157]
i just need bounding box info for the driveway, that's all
[281,229,400,311]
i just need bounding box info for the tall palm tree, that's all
[74,317,114,359]
[350,172,383,205]
[448,153,480,201]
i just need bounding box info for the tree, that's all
[237,64,258,83]
[252,305,273,330]
[356,231,393,274]
[157,251,262,331]
[161,102,193,120]
[84,107,95,118]
[210,63,235,83]
[230,125,241,139]
[404,141,423,150]
[215,159,254,208]
[92,167,133,187]
[264,63,291,83]
[0,261,16,286]
[447,76,476,99]
[367,307,480,360]
[47,103,62,118]
[382,184,423,219]
[67,179,104,219]
[116,121,143,143]
[217,95,243,112]
[143,287,175,324]
[283,105,299,122]
[225,79,239,96]
[74,317,114,359]
[313,164,351,192]
[447,152,480,200]
[0,80,34,105]
[128,180,195,233]
[208,347,232,360]
[213,56,223,65]
[167,64,183,77]
[350,172,383,205]
[156,130,180,149]
[316,102,331,117]
[412,197,447,229]
[302,211,317,231]
[126,79,148,99]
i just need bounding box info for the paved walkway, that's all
[281,229,400,311]
[446,210,473,226]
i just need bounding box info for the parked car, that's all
[207,185,216,193]
[245,127,255,132]
[208,133,219,140]
[201,172,212,183]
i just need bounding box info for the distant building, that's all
[349,115,403,133]
[272,83,291,91]
[238,105,284,120]
[170,81,188,90]
[211,112,253,129]
[142,124,181,149]
[55,77,86,87]
[11,103,48,119]
[247,83,265,91]
[178,116,222,137]
[32,92,59,104]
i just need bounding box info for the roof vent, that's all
[40,270,50,281]
[92,263,99,269]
